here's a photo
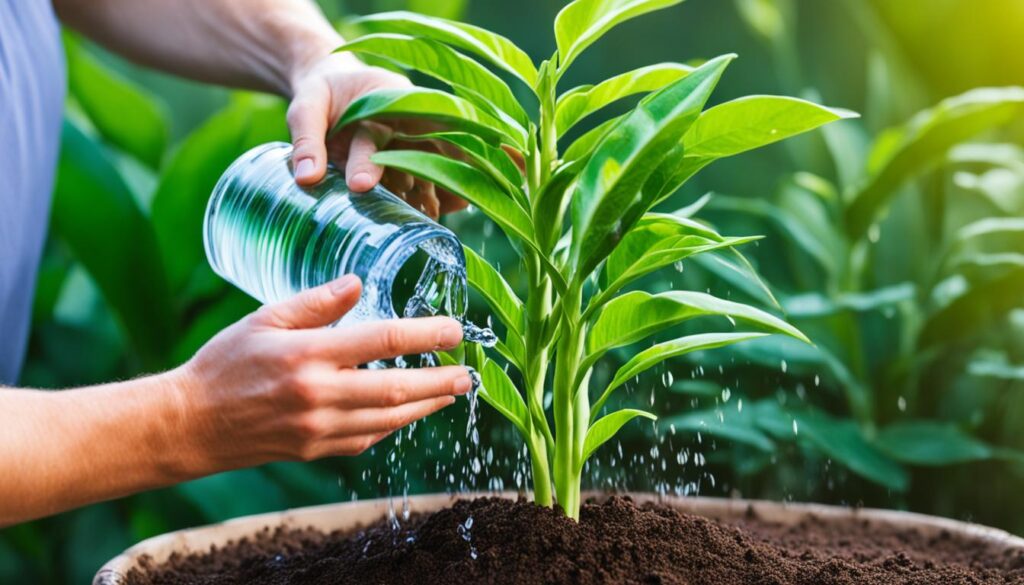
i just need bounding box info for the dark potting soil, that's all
[125,496,1024,585]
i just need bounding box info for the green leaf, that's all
[464,245,525,335]
[54,120,175,369]
[562,114,623,163]
[533,159,584,252]
[788,409,908,491]
[355,11,538,87]
[588,290,808,357]
[177,469,289,522]
[601,215,757,301]
[661,405,775,451]
[371,150,535,245]
[407,0,468,20]
[846,87,1024,239]
[555,63,693,135]
[479,359,530,437]
[647,96,856,205]
[338,34,529,126]
[968,353,1024,381]
[397,131,525,203]
[919,265,1024,349]
[335,87,527,149]
[594,332,768,416]
[151,95,288,293]
[65,34,169,168]
[581,409,657,467]
[685,96,856,159]
[704,195,836,277]
[875,421,1002,466]
[555,0,684,72]
[571,55,734,276]
[781,283,915,319]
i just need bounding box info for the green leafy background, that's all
[6,0,1024,581]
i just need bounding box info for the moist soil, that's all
[125,496,1024,585]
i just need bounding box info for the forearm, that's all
[0,372,195,526]
[53,0,349,96]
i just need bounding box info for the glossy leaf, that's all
[588,290,808,357]
[370,150,534,244]
[846,87,1024,239]
[479,359,530,437]
[555,63,693,135]
[334,88,527,149]
[571,55,734,276]
[65,34,169,168]
[555,0,684,72]
[355,11,538,87]
[533,159,584,252]
[53,120,175,369]
[647,96,856,205]
[338,34,529,126]
[685,96,856,159]
[464,245,525,335]
[397,131,525,203]
[580,409,657,467]
[875,421,999,466]
[594,332,768,416]
[562,114,623,163]
[601,215,757,300]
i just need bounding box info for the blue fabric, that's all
[0,0,65,384]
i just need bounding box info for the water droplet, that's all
[781,359,788,374]
[792,419,799,435]
[897,396,907,412]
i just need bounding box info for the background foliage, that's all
[4,0,1024,581]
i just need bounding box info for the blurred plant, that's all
[331,0,852,518]
[661,0,1024,498]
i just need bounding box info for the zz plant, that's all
[333,0,854,519]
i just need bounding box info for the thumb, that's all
[286,84,331,186]
[253,275,362,329]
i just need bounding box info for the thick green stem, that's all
[552,284,584,519]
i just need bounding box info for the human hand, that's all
[286,52,467,218]
[170,275,470,476]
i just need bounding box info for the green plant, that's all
[332,1,853,518]
[661,0,1024,500]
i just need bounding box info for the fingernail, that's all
[351,172,373,191]
[330,274,359,295]
[437,321,464,348]
[295,158,316,181]
[452,372,472,395]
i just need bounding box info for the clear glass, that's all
[203,142,471,327]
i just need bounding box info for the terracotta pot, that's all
[94,492,1024,584]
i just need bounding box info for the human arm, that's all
[53,0,466,217]
[0,276,471,526]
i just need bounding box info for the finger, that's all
[346,122,391,192]
[302,316,463,366]
[438,189,469,214]
[286,83,331,186]
[339,395,456,436]
[252,275,361,329]
[304,432,391,459]
[380,167,415,195]
[412,179,440,219]
[333,366,473,408]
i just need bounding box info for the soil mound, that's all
[126,496,1024,584]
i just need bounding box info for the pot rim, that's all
[93,492,1024,585]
